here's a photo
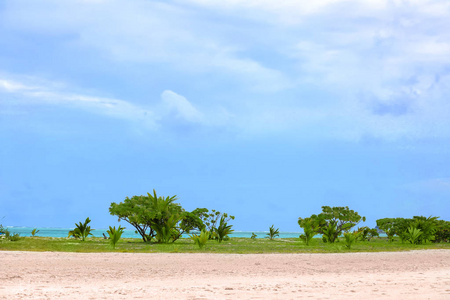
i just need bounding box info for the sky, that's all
[1,0,450,231]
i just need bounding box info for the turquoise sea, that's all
[4,226,303,239]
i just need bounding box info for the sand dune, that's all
[1,250,449,299]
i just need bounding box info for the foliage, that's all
[68,217,93,241]
[190,229,209,249]
[412,216,437,244]
[214,215,234,243]
[343,232,358,249]
[31,228,40,237]
[298,217,319,245]
[197,209,235,240]
[434,220,450,243]
[322,220,339,243]
[251,232,257,239]
[301,206,365,243]
[266,225,279,240]
[1,228,22,241]
[356,226,379,241]
[377,216,439,244]
[109,190,205,243]
[405,226,422,244]
[107,226,125,249]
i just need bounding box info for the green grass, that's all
[1,236,449,253]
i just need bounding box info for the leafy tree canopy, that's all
[109,190,204,243]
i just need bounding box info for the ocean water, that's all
[4,226,303,239]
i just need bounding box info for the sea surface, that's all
[4,226,303,239]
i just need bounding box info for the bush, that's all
[109,190,205,243]
[190,229,209,249]
[107,226,125,249]
[377,216,440,244]
[356,226,379,241]
[298,217,319,246]
[405,226,422,244]
[266,225,279,240]
[214,215,234,243]
[434,220,450,243]
[196,209,235,240]
[68,217,94,241]
[343,232,358,249]
[300,206,365,244]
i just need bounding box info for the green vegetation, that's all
[356,226,379,241]
[0,224,21,242]
[214,215,234,242]
[266,225,280,240]
[68,217,94,241]
[190,229,209,249]
[109,190,204,243]
[298,206,366,244]
[2,197,449,254]
[376,216,450,244]
[31,228,40,237]
[107,226,125,249]
[1,236,448,253]
[343,232,358,249]
[298,217,319,245]
[197,209,235,240]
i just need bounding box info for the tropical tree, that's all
[356,226,379,241]
[298,217,319,245]
[434,220,450,243]
[405,225,422,244]
[107,225,125,249]
[301,206,365,243]
[109,190,204,243]
[214,215,234,243]
[197,209,235,239]
[266,225,280,240]
[377,216,438,244]
[68,217,93,241]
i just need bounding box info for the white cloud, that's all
[0,77,157,128]
[0,75,233,133]
[161,90,203,123]
[2,0,450,141]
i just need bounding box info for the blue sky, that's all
[1,0,450,231]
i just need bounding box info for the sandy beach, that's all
[1,250,449,299]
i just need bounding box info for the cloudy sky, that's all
[1,0,449,231]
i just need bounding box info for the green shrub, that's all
[356,226,379,241]
[434,220,450,243]
[196,209,235,240]
[68,217,93,241]
[266,225,279,240]
[298,217,319,245]
[322,221,338,243]
[405,226,422,244]
[107,226,125,249]
[343,232,358,249]
[300,206,365,244]
[251,232,257,239]
[109,190,205,243]
[31,228,40,237]
[191,229,209,249]
[214,215,234,243]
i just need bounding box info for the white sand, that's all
[1,250,449,299]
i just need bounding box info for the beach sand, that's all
[1,250,449,299]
